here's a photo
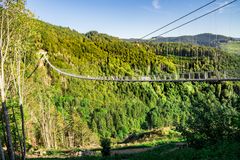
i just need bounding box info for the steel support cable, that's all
[157,0,238,37]
[27,55,44,79]
[140,0,217,39]
[44,56,103,81]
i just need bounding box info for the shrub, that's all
[100,138,111,157]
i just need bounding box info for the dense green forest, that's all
[0,1,240,159]
[19,19,240,149]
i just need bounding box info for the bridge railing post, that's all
[164,75,166,80]
[216,71,220,79]
[223,71,227,79]
[153,75,156,80]
[204,72,208,79]
[174,73,178,80]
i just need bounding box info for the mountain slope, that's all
[151,33,235,47]
[21,19,240,150]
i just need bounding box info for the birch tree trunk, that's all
[0,2,15,159]
[0,0,32,159]
[20,104,26,160]
[1,101,15,160]
[0,136,5,160]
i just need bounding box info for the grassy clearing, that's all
[27,143,175,160]
[26,129,239,160]
[27,141,240,160]
[29,129,183,158]
[112,136,184,151]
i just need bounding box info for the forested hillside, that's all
[0,1,239,160]
[151,33,236,47]
[17,19,240,151]
[220,41,240,55]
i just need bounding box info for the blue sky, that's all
[26,0,240,39]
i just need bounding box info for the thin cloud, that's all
[152,0,161,9]
[217,1,230,13]
[142,6,161,13]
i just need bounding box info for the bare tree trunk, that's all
[11,105,23,158]
[12,126,17,159]
[17,47,26,160]
[0,136,5,160]
[20,104,26,160]
[2,102,15,160]
[0,108,5,160]
[0,5,15,160]
[1,1,30,159]
[1,111,6,146]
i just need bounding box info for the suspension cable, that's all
[157,0,238,37]
[140,0,217,39]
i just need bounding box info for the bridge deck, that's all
[44,57,240,83]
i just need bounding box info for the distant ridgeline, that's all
[151,33,237,47]
[126,33,238,47]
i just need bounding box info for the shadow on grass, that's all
[27,143,176,160]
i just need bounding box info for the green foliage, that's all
[178,82,240,148]
[5,17,239,150]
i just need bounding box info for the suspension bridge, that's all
[41,0,240,83]
[42,53,240,82]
